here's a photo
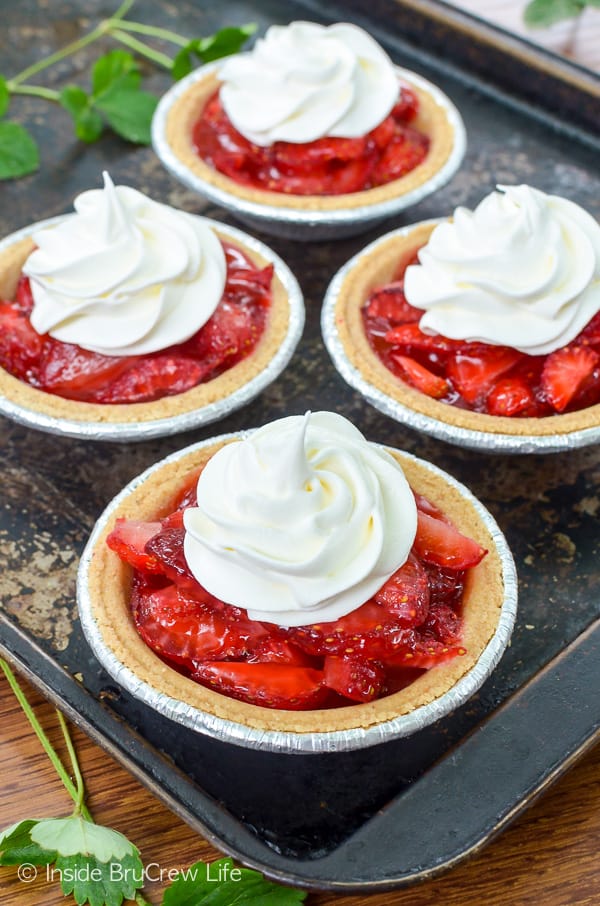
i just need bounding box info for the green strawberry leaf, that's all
[91,49,139,97]
[30,816,138,862]
[56,852,144,906]
[0,75,9,118]
[58,84,89,116]
[162,857,307,906]
[524,0,586,26]
[0,121,39,179]
[59,86,104,142]
[171,44,196,81]
[0,819,56,866]
[194,24,257,63]
[171,24,257,80]
[94,87,158,144]
[30,817,144,905]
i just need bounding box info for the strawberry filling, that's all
[192,88,429,196]
[0,242,272,404]
[362,254,600,417]
[106,489,486,710]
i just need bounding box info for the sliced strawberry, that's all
[446,346,523,405]
[172,472,200,512]
[374,554,430,626]
[426,564,466,610]
[107,519,163,572]
[413,492,447,522]
[391,85,419,122]
[413,511,487,569]
[249,637,314,666]
[421,604,461,644]
[145,524,193,583]
[371,130,428,183]
[14,276,35,314]
[274,135,367,168]
[541,345,600,412]
[269,167,334,196]
[392,354,449,399]
[222,241,255,272]
[97,356,209,404]
[385,323,460,354]
[225,266,274,307]
[192,662,325,710]
[133,585,268,665]
[144,522,238,608]
[486,376,537,416]
[287,601,411,659]
[383,637,465,670]
[323,655,384,703]
[370,114,396,150]
[184,300,263,367]
[160,509,185,530]
[38,341,135,400]
[0,303,44,376]
[364,283,421,324]
[331,156,377,194]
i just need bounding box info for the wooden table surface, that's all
[1,674,600,906]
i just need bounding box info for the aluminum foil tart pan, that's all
[0,217,304,442]
[151,64,467,242]
[321,224,600,454]
[77,433,518,754]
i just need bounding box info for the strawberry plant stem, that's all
[56,710,90,820]
[9,85,60,102]
[7,0,135,89]
[0,659,92,822]
[106,18,189,46]
[110,29,173,69]
[9,25,108,88]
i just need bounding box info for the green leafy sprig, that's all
[0,659,307,906]
[524,0,600,28]
[0,0,256,179]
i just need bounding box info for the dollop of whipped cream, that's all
[404,185,600,356]
[183,412,417,627]
[218,21,398,146]
[24,172,226,356]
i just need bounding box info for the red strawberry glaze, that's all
[362,254,600,417]
[192,88,429,196]
[106,490,485,710]
[0,242,272,404]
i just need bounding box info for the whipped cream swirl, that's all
[183,412,417,627]
[25,172,226,356]
[404,185,600,356]
[218,21,398,146]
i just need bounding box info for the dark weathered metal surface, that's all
[1,0,599,889]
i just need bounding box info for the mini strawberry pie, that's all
[153,22,465,235]
[79,413,515,744]
[324,185,600,451]
[0,173,301,439]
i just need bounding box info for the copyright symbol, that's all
[18,863,38,883]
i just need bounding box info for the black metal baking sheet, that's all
[1,0,599,891]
